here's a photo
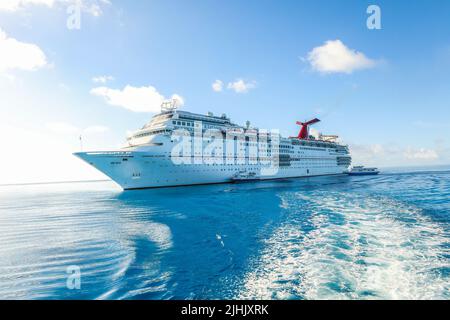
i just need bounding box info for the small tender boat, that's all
[347,166,380,176]
[231,171,260,182]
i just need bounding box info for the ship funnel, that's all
[296,118,321,140]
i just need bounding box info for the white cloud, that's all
[0,125,83,184]
[84,125,109,134]
[46,122,109,135]
[0,0,111,16]
[404,148,439,160]
[84,3,101,16]
[46,122,80,134]
[412,121,450,129]
[90,84,184,113]
[78,0,111,17]
[350,143,442,167]
[307,40,376,74]
[227,79,256,93]
[0,28,47,73]
[309,128,321,140]
[0,124,113,184]
[212,79,223,92]
[0,0,55,11]
[92,75,114,84]
[170,94,185,107]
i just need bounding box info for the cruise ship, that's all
[74,101,352,190]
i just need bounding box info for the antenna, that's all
[161,98,181,112]
[79,135,83,151]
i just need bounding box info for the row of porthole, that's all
[148,162,337,167]
[162,166,340,173]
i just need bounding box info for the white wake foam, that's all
[238,192,449,300]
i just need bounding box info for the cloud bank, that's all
[0,28,47,73]
[90,85,184,113]
[350,143,443,167]
[212,78,257,93]
[0,0,55,11]
[0,0,111,16]
[46,122,109,135]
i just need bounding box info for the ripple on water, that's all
[0,172,449,300]
[0,184,174,300]
[237,191,449,300]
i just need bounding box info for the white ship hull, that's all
[75,148,348,190]
[74,152,346,190]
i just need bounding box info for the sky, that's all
[0,0,449,184]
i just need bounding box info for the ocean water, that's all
[0,167,449,300]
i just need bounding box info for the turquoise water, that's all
[0,167,449,300]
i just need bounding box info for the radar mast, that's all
[161,98,182,112]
